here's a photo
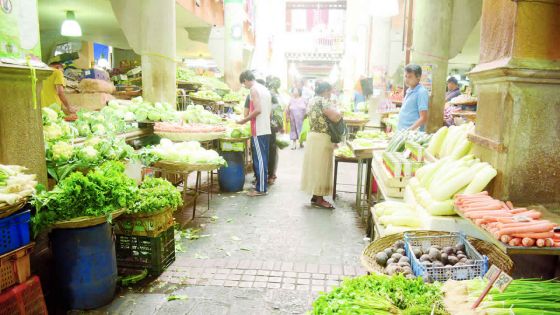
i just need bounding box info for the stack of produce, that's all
[222,90,247,103]
[426,123,475,160]
[356,129,387,140]
[189,89,222,102]
[334,145,354,158]
[74,110,130,137]
[176,67,197,83]
[224,122,251,139]
[311,274,447,314]
[350,138,387,151]
[386,130,432,152]
[128,96,178,122]
[455,192,560,248]
[444,278,560,314]
[42,107,78,142]
[140,139,226,166]
[0,165,37,207]
[179,105,222,124]
[408,154,498,215]
[154,121,226,134]
[46,136,135,182]
[342,111,369,122]
[31,161,137,234]
[382,152,424,178]
[127,177,182,215]
[373,240,414,277]
[373,201,423,228]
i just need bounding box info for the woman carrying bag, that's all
[301,81,346,209]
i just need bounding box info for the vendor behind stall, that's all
[40,61,76,114]
[443,77,461,126]
[397,64,428,131]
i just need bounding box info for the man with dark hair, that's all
[445,76,461,102]
[237,70,272,196]
[398,64,429,131]
[41,61,76,114]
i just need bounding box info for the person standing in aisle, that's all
[287,88,307,149]
[301,82,341,209]
[266,76,283,185]
[237,70,272,196]
[397,64,429,131]
[41,61,76,115]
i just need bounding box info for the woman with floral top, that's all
[300,82,341,209]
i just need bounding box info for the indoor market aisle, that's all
[99,148,368,314]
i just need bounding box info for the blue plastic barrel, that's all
[51,223,117,309]
[218,151,246,192]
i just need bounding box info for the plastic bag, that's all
[299,118,310,143]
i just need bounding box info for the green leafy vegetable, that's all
[311,274,447,314]
[127,177,182,214]
[31,161,137,234]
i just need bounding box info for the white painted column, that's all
[223,0,245,89]
[111,0,177,105]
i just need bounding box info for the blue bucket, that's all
[218,151,246,192]
[51,223,117,309]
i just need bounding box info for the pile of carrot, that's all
[454,191,560,248]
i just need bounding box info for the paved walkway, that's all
[98,148,367,314]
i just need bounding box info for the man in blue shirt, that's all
[397,64,429,131]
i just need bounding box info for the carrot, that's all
[497,223,557,237]
[536,239,545,247]
[511,231,555,239]
[508,238,521,246]
[467,211,511,219]
[508,208,528,214]
[462,204,503,211]
[500,235,511,243]
[474,219,485,226]
[521,238,535,247]
[554,242,560,248]
[496,217,516,224]
[545,238,554,247]
[497,220,550,229]
[512,210,542,219]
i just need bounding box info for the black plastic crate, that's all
[115,226,175,276]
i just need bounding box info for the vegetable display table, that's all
[333,151,373,222]
[142,162,220,222]
[345,119,369,139]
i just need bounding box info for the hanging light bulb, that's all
[60,11,82,37]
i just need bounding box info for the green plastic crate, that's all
[115,226,175,275]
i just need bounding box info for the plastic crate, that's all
[0,243,33,292]
[0,276,47,315]
[115,226,175,275]
[0,211,31,256]
[404,232,488,282]
[114,208,175,237]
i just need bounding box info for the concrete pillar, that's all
[410,0,453,132]
[111,0,176,105]
[223,0,245,89]
[469,0,560,205]
[0,65,50,186]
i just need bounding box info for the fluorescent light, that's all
[369,0,399,17]
[61,11,82,37]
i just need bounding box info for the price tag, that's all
[484,265,501,281]
[494,272,513,292]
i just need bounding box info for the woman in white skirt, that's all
[301,82,341,209]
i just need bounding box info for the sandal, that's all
[247,190,268,197]
[314,199,335,209]
[311,196,318,205]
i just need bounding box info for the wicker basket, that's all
[115,207,175,237]
[153,160,223,172]
[51,209,126,229]
[361,230,513,275]
[0,199,27,219]
[155,131,225,142]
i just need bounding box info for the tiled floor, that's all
[96,147,368,314]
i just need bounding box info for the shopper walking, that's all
[287,88,307,149]
[237,70,272,196]
[301,82,341,209]
[398,64,429,131]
